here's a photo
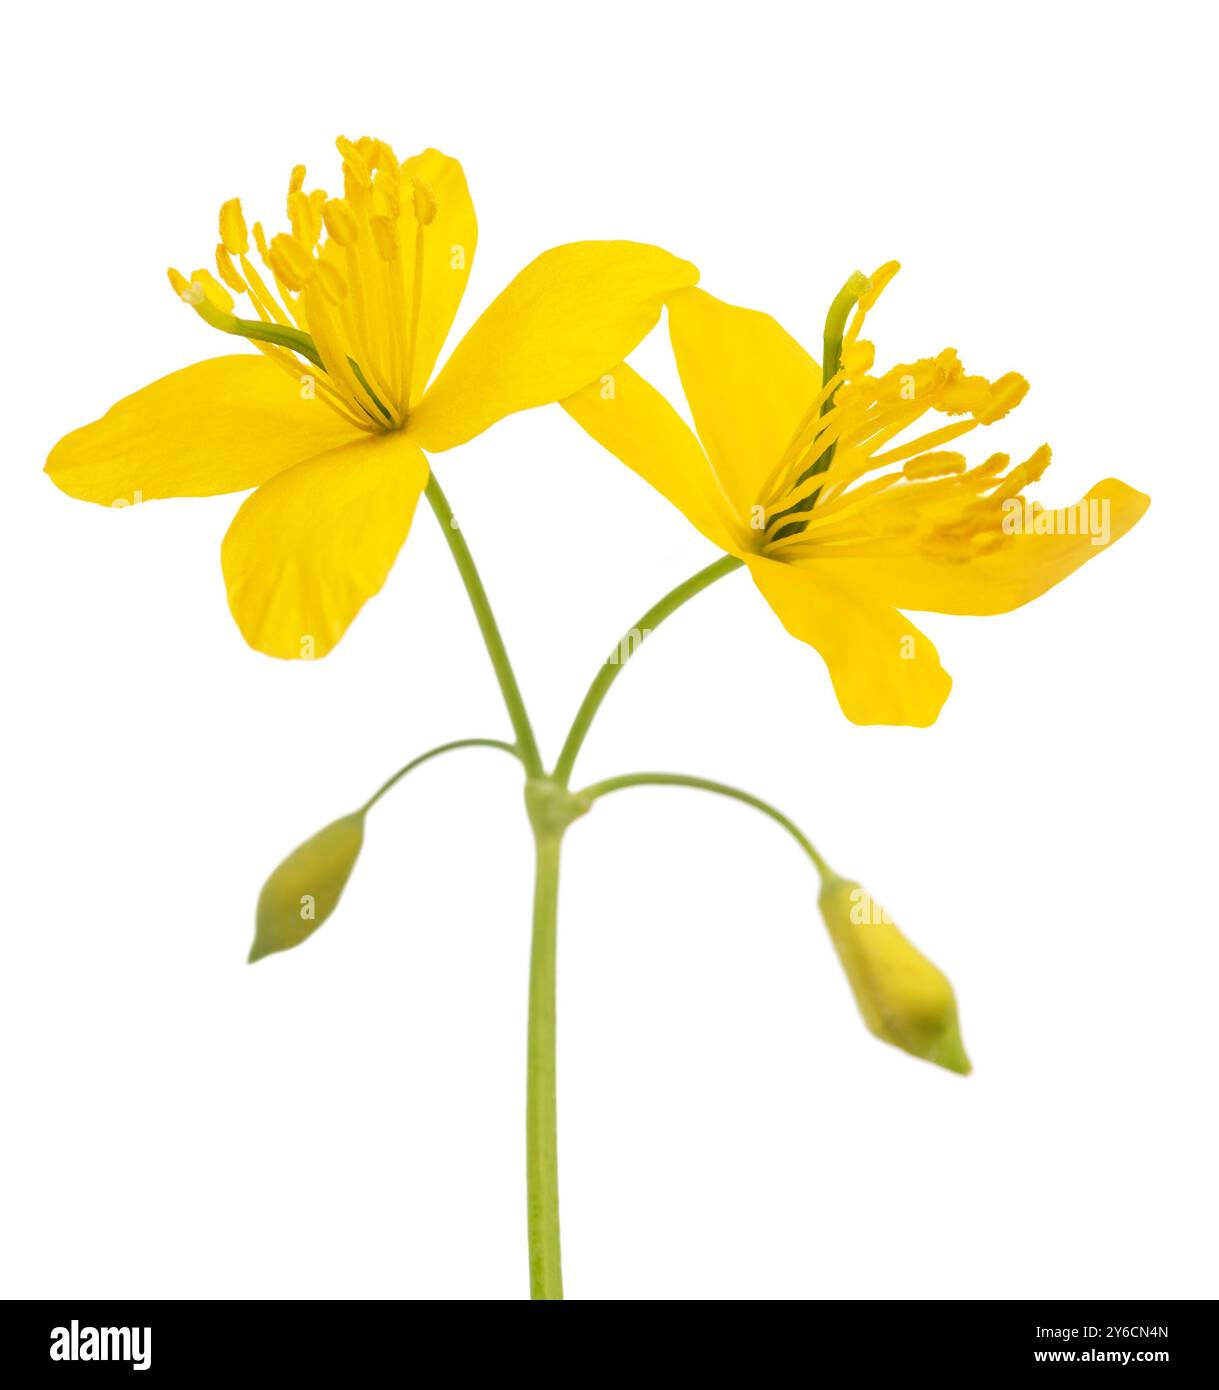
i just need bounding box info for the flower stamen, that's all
[749,263,1045,569]
[170,136,442,433]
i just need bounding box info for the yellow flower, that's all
[564,264,1148,725]
[46,137,698,659]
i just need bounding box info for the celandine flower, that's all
[47,138,697,658]
[565,264,1148,725]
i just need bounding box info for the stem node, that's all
[525,777,591,839]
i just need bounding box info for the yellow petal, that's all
[667,287,822,524]
[45,355,358,504]
[846,480,1150,616]
[409,241,698,452]
[222,430,429,659]
[562,363,743,552]
[746,555,952,726]
[401,148,477,403]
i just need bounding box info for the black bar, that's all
[1,1298,1207,1376]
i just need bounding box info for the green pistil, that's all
[232,316,325,369]
[764,268,870,541]
[192,296,394,425]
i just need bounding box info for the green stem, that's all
[360,738,520,814]
[526,830,564,1299]
[577,771,831,880]
[415,493,788,1301]
[552,556,743,786]
[424,472,544,777]
[423,468,567,1296]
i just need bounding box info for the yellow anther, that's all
[214,244,247,295]
[288,164,306,196]
[288,188,322,247]
[1023,444,1052,482]
[335,136,371,186]
[372,142,401,213]
[842,339,874,377]
[267,232,315,291]
[167,266,199,303]
[322,198,359,246]
[966,452,1010,481]
[373,167,401,219]
[858,259,900,312]
[370,214,399,261]
[371,139,400,177]
[219,198,249,256]
[993,449,1050,503]
[903,451,967,481]
[975,372,1029,425]
[412,177,437,226]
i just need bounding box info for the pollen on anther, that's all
[322,198,359,246]
[219,199,249,256]
[842,340,874,377]
[1023,444,1052,482]
[904,451,967,481]
[975,373,1030,425]
[288,188,324,248]
[335,137,371,187]
[373,166,401,218]
[214,244,247,294]
[857,260,899,312]
[268,233,314,291]
[412,178,438,226]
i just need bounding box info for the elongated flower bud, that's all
[818,874,971,1075]
[249,813,365,963]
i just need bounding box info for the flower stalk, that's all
[552,554,742,785]
[424,474,544,777]
[420,471,748,1297]
[525,828,564,1299]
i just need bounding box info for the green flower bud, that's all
[249,812,365,963]
[818,874,971,1075]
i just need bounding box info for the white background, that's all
[2,1,1215,1301]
